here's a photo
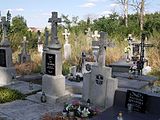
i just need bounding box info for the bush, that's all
[0,87,25,103]
[62,61,72,76]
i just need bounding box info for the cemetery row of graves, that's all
[0,11,160,77]
[0,11,160,120]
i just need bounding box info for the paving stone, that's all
[0,99,63,120]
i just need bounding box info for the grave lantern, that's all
[41,92,47,103]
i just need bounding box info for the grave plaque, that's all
[0,49,6,67]
[46,53,55,76]
[125,90,147,113]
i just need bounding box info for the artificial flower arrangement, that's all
[62,99,99,118]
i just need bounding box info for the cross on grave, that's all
[48,12,61,49]
[0,11,11,42]
[127,34,133,45]
[92,30,100,41]
[85,28,92,38]
[137,32,154,75]
[21,36,28,55]
[0,17,9,41]
[92,32,114,67]
[62,29,70,44]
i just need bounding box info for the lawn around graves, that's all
[0,87,25,103]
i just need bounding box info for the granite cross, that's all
[92,32,114,66]
[48,12,61,45]
[92,30,100,41]
[62,29,70,44]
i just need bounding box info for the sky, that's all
[0,0,160,28]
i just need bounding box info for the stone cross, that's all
[0,17,9,40]
[126,34,133,60]
[127,34,133,45]
[85,28,92,38]
[21,36,28,54]
[92,32,114,67]
[0,11,11,41]
[48,12,61,49]
[62,29,70,44]
[92,30,100,41]
[44,27,49,48]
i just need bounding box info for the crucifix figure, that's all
[62,29,70,44]
[92,32,114,67]
[48,12,61,49]
[92,30,100,41]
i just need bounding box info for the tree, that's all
[9,15,28,50]
[140,0,145,30]
[117,0,128,27]
[130,0,146,31]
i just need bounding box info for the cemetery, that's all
[0,1,160,120]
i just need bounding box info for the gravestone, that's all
[81,51,94,74]
[62,29,71,60]
[0,13,16,85]
[125,90,148,113]
[18,36,31,63]
[83,32,118,108]
[92,30,100,63]
[37,30,43,55]
[42,12,70,103]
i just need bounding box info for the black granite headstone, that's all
[125,90,147,113]
[0,49,6,67]
[45,53,55,76]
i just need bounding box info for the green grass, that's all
[0,87,25,104]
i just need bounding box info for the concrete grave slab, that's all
[109,59,133,73]
[113,72,157,83]
[5,81,41,95]
[117,77,148,89]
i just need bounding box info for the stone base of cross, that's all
[92,32,115,67]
